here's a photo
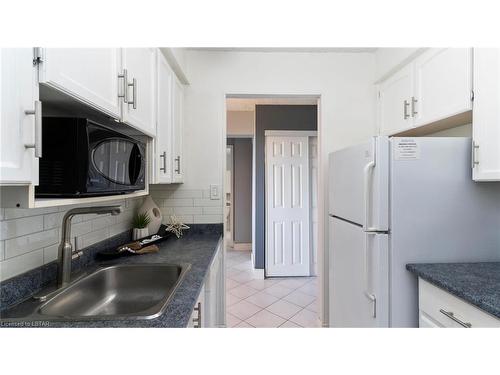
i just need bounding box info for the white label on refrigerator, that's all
[394,138,420,160]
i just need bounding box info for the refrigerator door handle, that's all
[364,232,377,318]
[363,160,376,232]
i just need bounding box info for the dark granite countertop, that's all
[406,262,500,319]
[0,226,222,328]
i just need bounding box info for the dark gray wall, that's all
[255,105,317,270]
[227,138,253,243]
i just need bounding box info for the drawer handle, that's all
[193,302,202,328]
[439,309,472,328]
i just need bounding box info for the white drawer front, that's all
[419,278,500,328]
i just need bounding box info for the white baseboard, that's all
[233,242,252,251]
[252,268,265,279]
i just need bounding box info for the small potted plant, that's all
[132,212,151,240]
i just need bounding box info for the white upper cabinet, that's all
[472,48,500,181]
[172,77,184,183]
[121,48,156,137]
[377,48,473,136]
[378,64,414,135]
[0,48,39,185]
[39,48,122,118]
[413,48,472,127]
[152,52,174,184]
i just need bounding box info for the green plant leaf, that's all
[132,212,151,229]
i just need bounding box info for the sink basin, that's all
[38,263,190,320]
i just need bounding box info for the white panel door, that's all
[0,48,39,184]
[378,63,414,135]
[153,52,174,184]
[473,48,500,181]
[121,48,156,137]
[266,135,310,276]
[413,48,472,127]
[39,48,121,118]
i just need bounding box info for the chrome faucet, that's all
[58,205,122,288]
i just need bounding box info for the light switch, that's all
[210,184,220,200]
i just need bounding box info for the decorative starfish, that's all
[165,215,190,238]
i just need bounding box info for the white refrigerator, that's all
[328,136,500,327]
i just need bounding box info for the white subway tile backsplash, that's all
[108,221,131,237]
[91,215,116,231]
[0,249,44,281]
[3,207,59,220]
[78,228,109,249]
[43,243,59,264]
[160,206,203,216]
[193,214,223,224]
[0,196,143,281]
[151,189,203,199]
[0,216,44,240]
[202,206,223,215]
[4,228,59,259]
[70,221,93,237]
[193,198,222,207]
[158,198,194,207]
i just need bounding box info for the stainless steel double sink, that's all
[5,263,190,321]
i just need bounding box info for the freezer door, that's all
[329,217,389,327]
[328,137,389,230]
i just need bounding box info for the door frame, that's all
[225,144,234,249]
[264,130,318,277]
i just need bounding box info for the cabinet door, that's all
[152,53,174,184]
[121,48,156,137]
[378,64,414,135]
[0,48,39,184]
[188,285,205,328]
[414,48,472,127]
[172,77,184,183]
[39,48,121,118]
[473,48,500,181]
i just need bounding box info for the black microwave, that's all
[35,117,146,198]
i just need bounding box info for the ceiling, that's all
[226,97,318,111]
[188,47,377,53]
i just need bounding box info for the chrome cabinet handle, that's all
[411,97,418,117]
[403,100,410,119]
[439,309,472,328]
[159,151,167,173]
[24,100,42,158]
[175,156,181,174]
[118,69,129,103]
[472,141,479,169]
[128,78,137,109]
[193,302,202,328]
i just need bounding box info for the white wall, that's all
[180,50,377,326]
[227,110,254,136]
[374,48,425,82]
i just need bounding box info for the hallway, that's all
[225,249,320,328]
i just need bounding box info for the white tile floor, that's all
[225,249,320,328]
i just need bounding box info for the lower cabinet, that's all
[418,278,500,328]
[188,240,225,328]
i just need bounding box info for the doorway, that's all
[224,97,321,328]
